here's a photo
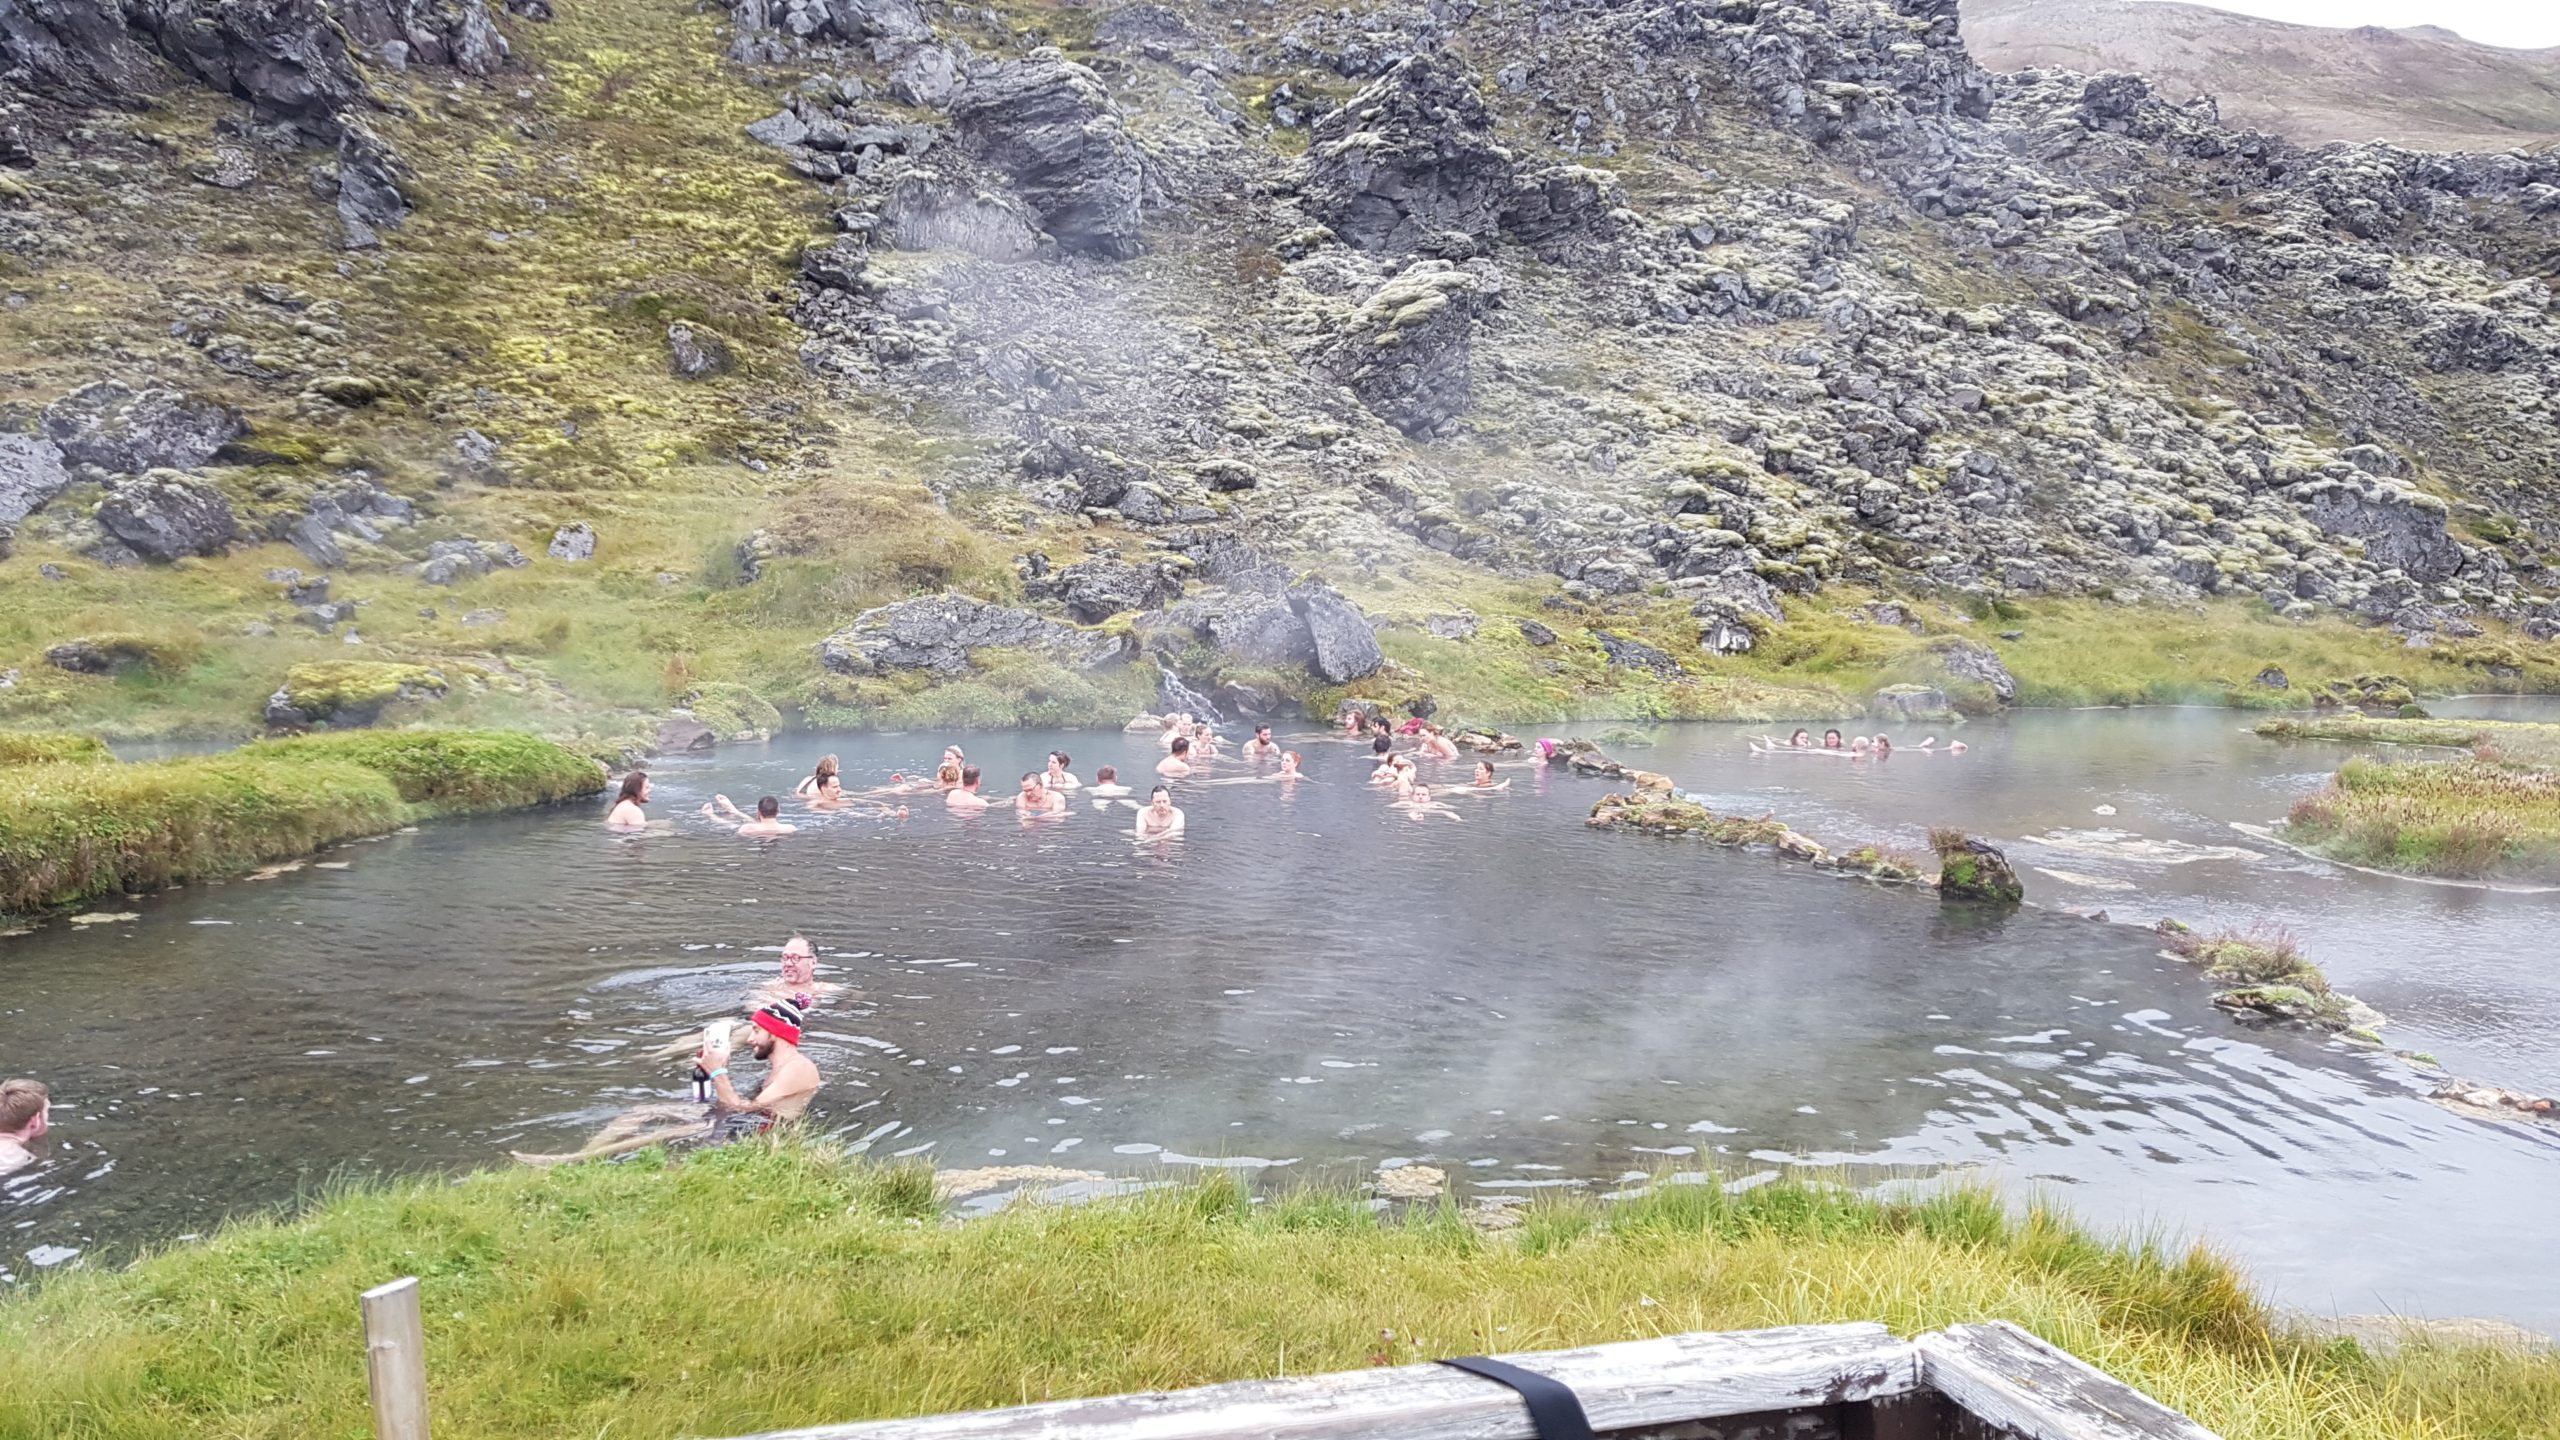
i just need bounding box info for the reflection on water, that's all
[6,713,2560,1326]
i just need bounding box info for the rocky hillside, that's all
[2,0,2557,741]
[1964,0,2560,151]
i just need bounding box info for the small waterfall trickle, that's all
[1157,666,1224,722]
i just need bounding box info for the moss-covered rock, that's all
[1929,827,2024,904]
[267,663,450,730]
[683,682,782,741]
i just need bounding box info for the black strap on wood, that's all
[1437,1356,1597,1440]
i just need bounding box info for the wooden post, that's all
[360,1276,432,1440]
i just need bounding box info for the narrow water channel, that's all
[6,710,2558,1327]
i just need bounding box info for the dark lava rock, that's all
[42,382,245,474]
[339,0,507,74]
[799,235,871,291]
[417,537,529,584]
[1304,52,1515,254]
[2303,484,2462,584]
[281,476,414,568]
[45,639,116,673]
[1321,262,1484,438]
[817,591,1131,677]
[1518,618,1558,646]
[2254,665,2289,690]
[335,118,414,248]
[1288,580,1384,683]
[1029,557,1182,623]
[93,470,237,561]
[950,51,1145,259]
[1928,637,2017,706]
[877,172,1043,259]
[0,433,70,526]
[1932,830,2024,905]
[1593,630,1683,678]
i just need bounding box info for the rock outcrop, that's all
[817,591,1132,676]
[42,383,243,474]
[0,435,70,527]
[948,51,1145,259]
[1932,829,2025,904]
[94,471,237,561]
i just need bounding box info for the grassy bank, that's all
[0,729,602,915]
[2258,716,2560,882]
[0,731,113,767]
[4,1141,2557,1440]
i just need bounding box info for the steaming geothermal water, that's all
[8,708,2560,1326]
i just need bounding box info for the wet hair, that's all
[1171,737,1191,756]
[1050,750,1071,768]
[1789,729,1810,745]
[1255,724,1272,736]
[1823,729,1843,744]
[1372,735,1392,755]
[961,765,982,787]
[1150,785,1170,800]
[937,761,963,785]
[0,1078,47,1132]
[1282,751,1300,766]
[616,771,648,804]
[1022,771,1043,786]
[1095,765,1117,783]
[813,754,839,782]
[1476,760,1494,777]
[756,795,781,818]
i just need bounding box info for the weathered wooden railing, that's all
[358,1283,2216,1440]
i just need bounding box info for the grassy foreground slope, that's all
[3,1143,2556,1440]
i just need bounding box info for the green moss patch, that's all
[276,662,452,726]
[682,681,781,740]
[0,731,114,767]
[2153,921,2373,1033]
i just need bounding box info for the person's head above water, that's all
[1789,729,1810,747]
[1475,760,1495,782]
[1171,737,1191,757]
[755,795,781,819]
[1255,724,1272,740]
[1048,750,1071,771]
[1411,785,1431,802]
[0,1078,47,1144]
[749,998,804,1057]
[1372,735,1392,755]
[1019,772,1044,797]
[936,761,962,785]
[1095,764,1118,783]
[1823,729,1843,748]
[780,935,816,988]
[617,771,649,804]
[1281,750,1301,771]
[1149,785,1172,807]
[1873,735,1893,756]
[960,765,982,790]
[814,754,839,781]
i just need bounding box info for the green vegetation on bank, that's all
[2258,716,2560,882]
[0,729,602,915]
[0,731,113,767]
[6,1141,2557,1440]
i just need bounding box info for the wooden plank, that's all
[1916,1322,2219,1440]
[1840,1391,1944,1440]
[359,1276,433,1440]
[731,1325,1922,1440]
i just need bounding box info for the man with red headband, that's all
[698,998,821,1116]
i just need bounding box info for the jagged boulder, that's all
[1025,557,1182,623]
[1922,638,2017,708]
[1304,52,1515,254]
[42,382,244,474]
[338,0,508,74]
[93,470,236,561]
[667,323,734,378]
[949,51,1144,259]
[1287,581,1383,683]
[727,0,926,56]
[548,522,595,561]
[2302,483,2462,584]
[875,171,1043,259]
[816,591,1131,677]
[1198,591,1319,669]
[0,434,69,526]
[1318,261,1484,437]
[279,476,414,568]
[417,537,530,584]
[335,118,414,247]
[0,0,375,131]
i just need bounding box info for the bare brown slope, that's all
[1963,0,2560,150]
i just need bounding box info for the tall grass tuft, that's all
[2259,716,2560,882]
[0,731,113,767]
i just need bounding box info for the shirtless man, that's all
[606,771,651,829]
[1087,765,1131,798]
[1044,751,1080,791]
[704,794,798,836]
[700,999,821,1115]
[946,766,990,811]
[1240,724,1280,761]
[1134,785,1186,838]
[515,1000,823,1167]
[1157,736,1195,778]
[1419,725,1460,762]
[1015,772,1068,816]
[1392,784,1466,823]
[0,1079,48,1177]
